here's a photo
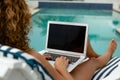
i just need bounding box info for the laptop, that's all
[40,21,88,72]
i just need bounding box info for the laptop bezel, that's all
[45,21,88,56]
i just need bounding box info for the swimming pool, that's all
[29,8,120,57]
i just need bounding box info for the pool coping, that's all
[113,8,120,13]
[116,28,120,33]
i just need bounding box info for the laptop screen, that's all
[47,22,87,53]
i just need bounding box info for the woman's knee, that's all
[88,58,101,69]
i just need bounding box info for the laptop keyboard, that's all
[44,52,80,64]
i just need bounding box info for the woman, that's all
[0,0,117,80]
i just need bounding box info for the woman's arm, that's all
[54,56,74,80]
[28,50,67,80]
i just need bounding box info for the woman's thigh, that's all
[70,59,98,80]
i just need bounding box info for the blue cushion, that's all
[0,44,54,80]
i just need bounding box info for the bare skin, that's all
[54,56,73,80]
[30,39,117,80]
[57,39,117,80]
[86,39,99,58]
[43,53,52,59]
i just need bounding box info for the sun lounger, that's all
[116,28,120,34]
[0,44,120,80]
[0,57,38,80]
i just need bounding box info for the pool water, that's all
[29,9,120,57]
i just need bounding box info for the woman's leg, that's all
[86,39,99,58]
[70,39,117,80]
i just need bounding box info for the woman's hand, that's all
[43,54,51,60]
[54,56,73,80]
[54,56,69,72]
